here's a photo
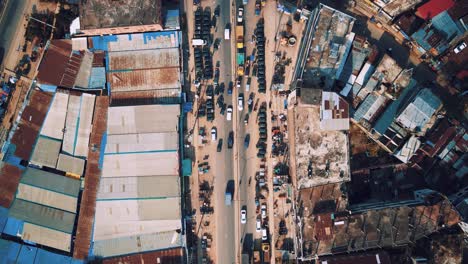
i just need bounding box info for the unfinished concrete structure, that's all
[292,91,350,189]
[78,0,163,36]
[296,187,461,260]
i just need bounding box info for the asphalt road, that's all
[0,0,27,68]
[213,0,236,262]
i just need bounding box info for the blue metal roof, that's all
[373,79,418,134]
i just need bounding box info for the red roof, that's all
[416,0,455,20]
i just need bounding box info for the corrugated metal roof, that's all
[416,0,454,20]
[88,67,106,88]
[56,154,85,176]
[108,48,179,71]
[30,136,62,168]
[0,162,22,208]
[16,183,78,213]
[104,132,179,154]
[102,247,184,264]
[108,67,181,92]
[97,176,180,200]
[21,222,72,252]
[73,96,109,260]
[21,167,81,197]
[102,152,179,178]
[40,92,69,140]
[9,199,76,233]
[92,230,183,258]
[107,105,180,135]
[396,88,441,132]
[373,79,418,135]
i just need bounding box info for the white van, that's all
[192,39,207,46]
[225,27,230,40]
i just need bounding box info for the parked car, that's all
[261,204,267,219]
[217,138,223,152]
[262,228,268,241]
[241,209,247,224]
[237,7,244,23]
[228,131,234,149]
[227,105,233,121]
[454,42,467,54]
[211,127,217,141]
[256,218,262,232]
[238,93,244,111]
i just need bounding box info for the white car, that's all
[261,204,267,219]
[211,127,217,141]
[226,105,233,121]
[262,228,268,241]
[241,209,247,224]
[454,42,466,54]
[256,218,262,232]
[237,8,244,23]
[238,94,244,111]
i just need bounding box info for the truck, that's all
[236,25,244,49]
[237,48,245,76]
[225,26,230,40]
[225,180,234,205]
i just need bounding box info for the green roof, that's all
[20,167,80,197]
[9,199,75,233]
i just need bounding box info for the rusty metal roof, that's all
[102,248,184,264]
[0,162,22,208]
[37,40,84,88]
[73,96,109,260]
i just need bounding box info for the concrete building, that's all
[77,0,163,36]
[353,0,424,24]
[92,104,183,258]
[298,4,355,88]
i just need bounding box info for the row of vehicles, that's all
[256,103,268,158]
[255,21,266,93]
[194,7,214,79]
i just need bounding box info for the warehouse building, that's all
[92,104,183,257]
[3,167,81,252]
[29,91,96,177]
[88,31,182,104]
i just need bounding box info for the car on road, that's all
[237,7,244,23]
[217,138,223,152]
[244,77,250,91]
[256,218,262,232]
[240,209,247,224]
[228,81,233,95]
[238,93,244,111]
[261,204,267,219]
[226,105,233,121]
[244,134,250,148]
[454,42,466,54]
[228,131,234,149]
[211,127,217,141]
